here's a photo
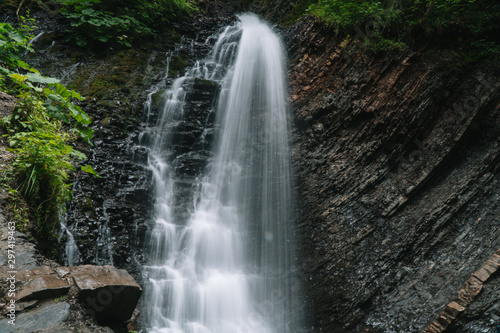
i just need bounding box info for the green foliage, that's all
[308,0,400,29]
[305,0,500,60]
[54,295,69,303]
[0,15,35,79]
[0,17,97,243]
[55,0,198,47]
[281,0,318,25]
[7,189,31,234]
[2,170,30,234]
[365,34,408,52]
[137,0,199,26]
[6,72,93,143]
[1,78,92,240]
[466,39,500,61]
[57,0,154,47]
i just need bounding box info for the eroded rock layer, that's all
[286,16,500,333]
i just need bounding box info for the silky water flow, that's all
[140,13,302,333]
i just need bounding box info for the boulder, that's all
[16,274,70,302]
[0,264,141,326]
[66,265,142,324]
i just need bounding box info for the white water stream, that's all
[141,14,300,333]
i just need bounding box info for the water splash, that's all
[141,13,301,333]
[59,183,80,266]
[59,214,80,266]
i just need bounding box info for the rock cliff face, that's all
[284,15,500,333]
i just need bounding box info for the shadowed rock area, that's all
[285,15,500,333]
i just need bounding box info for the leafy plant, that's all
[307,0,400,29]
[0,16,97,245]
[305,0,500,60]
[54,295,69,303]
[58,0,153,47]
[7,72,93,143]
[0,16,35,81]
[55,0,198,47]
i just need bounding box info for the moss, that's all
[101,117,111,126]
[194,78,217,89]
[151,89,166,109]
[169,54,188,77]
[6,188,31,234]
[84,79,112,99]
[81,197,95,213]
[282,0,317,26]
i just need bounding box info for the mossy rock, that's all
[194,78,218,89]
[151,89,166,109]
[169,55,189,77]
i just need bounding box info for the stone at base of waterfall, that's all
[16,274,70,302]
[0,301,70,333]
[0,265,141,326]
[60,265,142,325]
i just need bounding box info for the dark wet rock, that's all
[284,15,500,333]
[0,213,46,273]
[0,302,70,333]
[65,265,142,325]
[430,250,500,333]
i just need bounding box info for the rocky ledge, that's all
[0,261,142,333]
[0,217,142,332]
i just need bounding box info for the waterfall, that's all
[59,213,80,266]
[141,13,301,333]
[59,182,80,266]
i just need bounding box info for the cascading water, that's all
[141,13,301,333]
[60,182,81,266]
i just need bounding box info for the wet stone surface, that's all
[285,15,500,333]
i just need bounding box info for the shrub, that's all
[1,18,96,244]
[305,0,500,60]
[55,0,198,47]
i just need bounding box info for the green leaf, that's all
[81,8,95,15]
[71,150,87,160]
[71,90,85,101]
[15,60,32,70]
[81,164,100,177]
[10,73,27,82]
[46,93,65,103]
[88,19,103,27]
[96,35,109,42]
[54,83,72,99]
[26,72,60,84]
[10,31,23,43]
[78,126,94,144]
[0,66,10,74]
